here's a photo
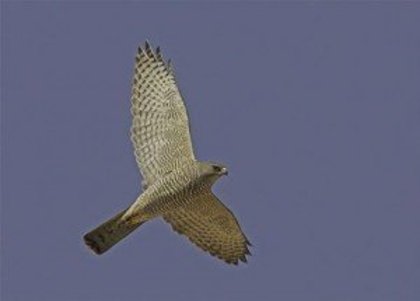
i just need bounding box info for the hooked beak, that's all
[221,167,228,176]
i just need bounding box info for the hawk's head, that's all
[198,162,228,182]
[210,163,228,176]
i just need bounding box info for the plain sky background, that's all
[1,2,420,301]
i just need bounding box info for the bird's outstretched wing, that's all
[163,191,251,265]
[131,42,195,188]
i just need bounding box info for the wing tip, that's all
[135,41,172,73]
[144,40,154,57]
[136,40,155,58]
[224,255,249,266]
[221,243,252,266]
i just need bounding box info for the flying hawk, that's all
[83,42,251,265]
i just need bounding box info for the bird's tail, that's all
[83,209,145,255]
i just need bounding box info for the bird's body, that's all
[83,42,251,265]
[124,162,215,224]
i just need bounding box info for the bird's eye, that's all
[213,165,222,172]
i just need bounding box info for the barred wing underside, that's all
[131,42,195,187]
[163,190,251,265]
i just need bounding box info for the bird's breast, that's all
[140,166,202,216]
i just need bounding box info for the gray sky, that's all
[2,2,420,301]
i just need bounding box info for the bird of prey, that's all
[83,41,251,265]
